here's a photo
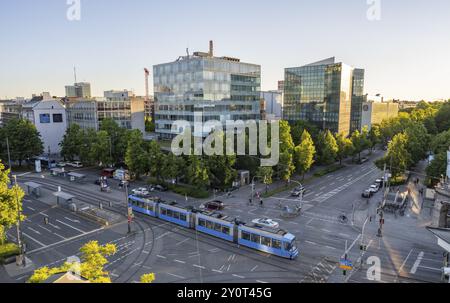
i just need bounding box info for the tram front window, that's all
[285,240,297,252]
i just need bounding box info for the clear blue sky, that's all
[1,0,449,100]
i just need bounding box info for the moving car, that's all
[369,184,380,193]
[291,186,306,197]
[362,189,373,198]
[252,218,280,229]
[200,201,225,211]
[67,161,83,168]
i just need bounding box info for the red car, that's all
[200,201,225,211]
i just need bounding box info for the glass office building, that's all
[154,43,261,139]
[283,57,365,136]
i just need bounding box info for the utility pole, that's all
[13,175,24,267]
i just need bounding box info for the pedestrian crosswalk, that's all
[301,258,337,283]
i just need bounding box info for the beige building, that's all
[360,96,399,130]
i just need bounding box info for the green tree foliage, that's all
[79,128,98,165]
[186,155,210,189]
[125,130,149,179]
[163,153,186,183]
[335,133,354,165]
[0,119,43,166]
[145,117,155,132]
[434,102,450,133]
[256,166,273,186]
[316,130,338,165]
[350,127,370,162]
[206,154,237,189]
[147,141,165,181]
[294,130,316,179]
[368,124,382,151]
[426,152,447,186]
[277,121,295,182]
[290,120,319,146]
[60,124,84,161]
[376,133,411,178]
[89,130,112,166]
[0,163,25,244]
[140,273,156,283]
[99,118,130,163]
[404,122,429,164]
[430,129,450,154]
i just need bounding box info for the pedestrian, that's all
[260,199,263,207]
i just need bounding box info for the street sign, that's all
[340,259,353,271]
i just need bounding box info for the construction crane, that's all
[144,68,149,101]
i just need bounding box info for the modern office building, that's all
[283,57,365,136]
[153,41,261,139]
[65,82,92,98]
[66,90,145,133]
[360,95,399,131]
[261,91,283,120]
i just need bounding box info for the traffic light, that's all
[343,270,347,276]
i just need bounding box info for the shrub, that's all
[313,164,345,177]
[0,243,20,264]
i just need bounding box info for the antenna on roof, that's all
[73,66,77,84]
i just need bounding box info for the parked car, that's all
[101,168,116,178]
[200,201,225,211]
[291,186,306,197]
[152,184,168,192]
[362,189,373,198]
[57,162,67,168]
[131,187,150,196]
[67,161,83,168]
[369,184,380,193]
[252,218,280,229]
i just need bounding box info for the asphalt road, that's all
[1,151,446,283]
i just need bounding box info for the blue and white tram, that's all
[158,202,192,228]
[195,212,235,242]
[128,195,159,217]
[238,224,299,259]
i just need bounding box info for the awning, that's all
[24,182,42,189]
[53,191,75,201]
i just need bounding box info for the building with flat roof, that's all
[360,96,399,131]
[261,91,283,120]
[283,57,365,136]
[153,41,261,139]
[65,82,91,99]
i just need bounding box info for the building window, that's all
[39,114,50,123]
[53,114,63,123]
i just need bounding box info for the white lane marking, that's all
[37,225,52,233]
[27,227,41,235]
[305,241,317,245]
[22,232,46,247]
[251,265,258,272]
[193,264,205,270]
[143,250,150,254]
[342,234,362,258]
[212,269,223,273]
[27,206,36,211]
[232,274,245,279]
[48,223,61,230]
[325,246,337,250]
[166,272,185,279]
[418,266,441,272]
[175,238,189,246]
[322,229,332,233]
[56,219,85,233]
[339,233,350,238]
[410,251,424,274]
[398,248,414,273]
[174,259,186,264]
[155,231,172,241]
[64,217,80,223]
[256,280,269,283]
[156,255,167,259]
[54,233,66,240]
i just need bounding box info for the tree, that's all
[290,120,319,146]
[350,127,370,162]
[163,153,186,183]
[430,129,450,154]
[29,241,117,283]
[376,133,411,178]
[78,241,117,283]
[256,166,273,193]
[125,130,149,179]
[186,155,210,189]
[404,122,429,164]
[147,141,165,181]
[206,154,237,189]
[1,118,43,166]
[0,163,25,244]
[145,117,155,132]
[79,128,98,165]
[140,273,156,283]
[89,130,112,166]
[426,152,447,186]
[277,121,295,182]
[434,102,450,133]
[368,124,382,152]
[316,130,338,165]
[60,124,84,161]
[335,133,354,165]
[100,118,130,163]
[294,130,316,179]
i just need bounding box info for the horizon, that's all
[1,0,450,101]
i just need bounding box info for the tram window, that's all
[161,208,167,216]
[241,231,251,241]
[173,212,180,220]
[272,239,282,249]
[222,226,230,234]
[206,221,213,230]
[284,242,293,251]
[261,236,272,247]
[199,219,206,227]
[180,213,187,221]
[251,234,261,244]
[139,202,145,208]
[148,205,153,212]
[214,223,222,232]
[167,209,173,217]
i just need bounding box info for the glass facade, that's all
[154,55,261,139]
[283,58,364,136]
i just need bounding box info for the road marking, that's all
[305,241,317,245]
[256,280,269,283]
[155,231,172,241]
[48,223,61,230]
[174,259,186,264]
[325,246,337,250]
[212,269,223,273]
[156,255,167,259]
[56,219,85,233]
[342,234,362,258]
[22,232,46,247]
[399,248,414,273]
[27,227,41,235]
[251,265,258,272]
[175,238,189,246]
[38,225,52,233]
[142,250,150,254]
[322,229,331,233]
[418,266,441,272]
[410,251,424,274]
[54,233,66,239]
[166,272,185,279]
[193,264,205,270]
[339,233,350,238]
[232,274,245,279]
[64,217,80,223]
[27,206,36,211]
